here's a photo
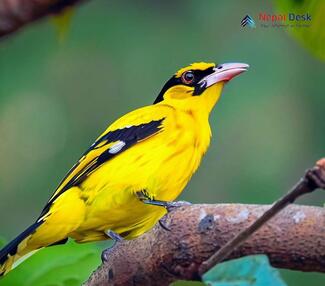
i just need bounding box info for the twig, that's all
[198,159,325,275]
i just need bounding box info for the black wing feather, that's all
[39,119,164,217]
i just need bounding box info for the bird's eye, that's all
[181,71,195,85]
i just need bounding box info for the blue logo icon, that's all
[241,15,256,28]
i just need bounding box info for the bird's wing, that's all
[39,106,168,219]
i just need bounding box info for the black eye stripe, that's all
[154,66,216,104]
[182,67,215,86]
[193,67,215,81]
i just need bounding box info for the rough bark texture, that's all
[85,203,325,286]
[199,161,325,273]
[0,0,84,38]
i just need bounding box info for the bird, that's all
[0,61,249,276]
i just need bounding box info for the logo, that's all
[241,15,256,28]
[259,12,311,22]
[241,13,312,29]
[258,12,311,28]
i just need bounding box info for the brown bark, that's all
[199,160,325,273]
[0,0,84,38]
[84,159,325,285]
[85,203,325,286]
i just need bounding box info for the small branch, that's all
[0,0,85,38]
[85,204,325,286]
[199,159,325,274]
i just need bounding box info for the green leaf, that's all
[274,0,325,61]
[0,241,102,286]
[202,255,286,286]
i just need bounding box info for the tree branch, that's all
[85,159,325,286]
[0,0,85,38]
[85,204,325,286]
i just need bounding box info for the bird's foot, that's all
[137,191,192,231]
[101,250,109,263]
[101,230,124,262]
[157,201,192,231]
[136,191,192,212]
[158,216,171,231]
[164,200,192,212]
[143,199,192,212]
[105,229,124,242]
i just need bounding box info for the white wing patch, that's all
[108,140,126,154]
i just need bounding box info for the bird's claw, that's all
[142,199,192,212]
[164,200,192,212]
[105,229,124,242]
[101,250,109,263]
[159,216,171,231]
[101,230,124,263]
[158,201,192,231]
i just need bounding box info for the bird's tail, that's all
[0,221,43,277]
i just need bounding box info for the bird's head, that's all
[154,62,249,113]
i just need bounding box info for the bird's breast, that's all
[145,110,211,201]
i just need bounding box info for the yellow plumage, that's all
[0,62,248,276]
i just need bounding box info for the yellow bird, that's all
[0,62,248,276]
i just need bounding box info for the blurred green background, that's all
[0,0,324,285]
